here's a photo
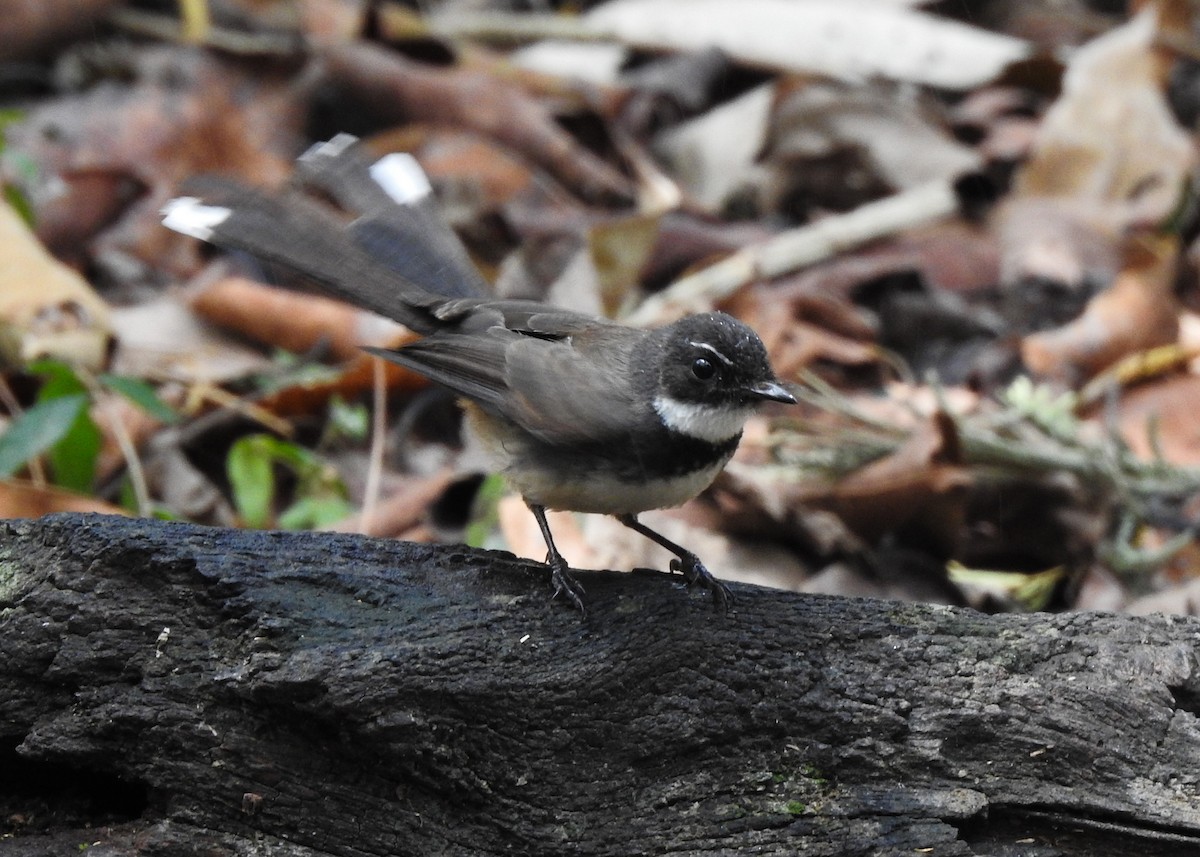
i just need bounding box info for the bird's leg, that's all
[615,514,733,611]
[527,502,586,614]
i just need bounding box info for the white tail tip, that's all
[161,197,231,241]
[369,152,433,205]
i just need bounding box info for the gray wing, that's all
[366,326,641,445]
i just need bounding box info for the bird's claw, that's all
[549,560,586,615]
[670,555,733,612]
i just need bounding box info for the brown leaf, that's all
[187,275,410,363]
[0,478,127,518]
[109,293,272,384]
[0,0,124,61]
[318,40,635,205]
[1021,234,1180,384]
[997,9,1196,287]
[7,47,304,273]
[787,411,973,555]
[255,350,429,420]
[762,79,981,192]
[326,468,458,539]
[0,199,113,369]
[1108,373,1200,465]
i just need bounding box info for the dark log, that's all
[2,513,1200,856]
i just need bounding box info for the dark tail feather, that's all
[296,135,489,300]
[164,179,446,335]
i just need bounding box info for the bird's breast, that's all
[462,402,739,515]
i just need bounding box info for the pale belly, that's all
[463,402,734,515]
[506,454,731,515]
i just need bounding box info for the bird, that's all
[162,134,795,613]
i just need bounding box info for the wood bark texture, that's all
[2,513,1200,856]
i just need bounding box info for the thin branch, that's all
[626,180,959,326]
[360,358,387,537]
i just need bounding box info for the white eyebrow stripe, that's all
[688,341,734,366]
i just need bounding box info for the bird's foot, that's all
[670,553,733,612]
[548,558,587,615]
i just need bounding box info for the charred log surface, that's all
[2,513,1200,856]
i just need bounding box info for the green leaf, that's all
[46,405,101,492]
[227,434,277,528]
[0,394,89,477]
[98,373,180,424]
[29,359,86,398]
[1,114,38,228]
[464,473,508,548]
[227,432,354,530]
[278,494,353,530]
[326,395,369,442]
[29,361,99,491]
[4,184,34,228]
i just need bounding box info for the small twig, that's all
[626,180,959,326]
[418,8,611,44]
[109,7,301,55]
[779,375,1200,505]
[184,383,295,437]
[177,0,211,43]
[360,358,387,537]
[1099,513,1196,577]
[792,371,911,436]
[78,368,152,518]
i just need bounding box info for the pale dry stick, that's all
[177,0,211,42]
[420,10,607,43]
[183,383,294,438]
[76,368,152,517]
[624,179,960,327]
[360,357,388,537]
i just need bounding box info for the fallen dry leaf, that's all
[326,468,458,538]
[188,275,410,363]
[318,40,634,205]
[762,79,981,193]
[1107,373,1200,464]
[5,46,304,274]
[997,7,1195,287]
[108,293,272,383]
[0,198,113,369]
[586,0,1029,89]
[1021,234,1180,384]
[0,0,124,61]
[0,477,127,518]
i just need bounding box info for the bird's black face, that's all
[654,312,794,409]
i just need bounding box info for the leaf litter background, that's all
[3,0,1200,616]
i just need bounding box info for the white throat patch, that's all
[653,395,753,444]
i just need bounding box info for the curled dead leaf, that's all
[998,8,1196,287]
[821,411,971,554]
[1021,234,1180,384]
[188,275,410,363]
[0,199,113,369]
[0,477,127,518]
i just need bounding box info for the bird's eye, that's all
[691,357,716,380]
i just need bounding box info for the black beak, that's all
[747,379,796,404]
